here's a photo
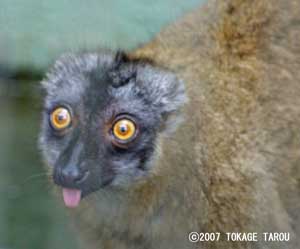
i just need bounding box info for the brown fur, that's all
[67,0,300,248]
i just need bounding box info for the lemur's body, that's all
[39,0,300,248]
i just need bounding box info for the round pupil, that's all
[119,124,128,134]
[56,111,67,122]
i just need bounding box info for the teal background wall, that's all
[0,1,205,249]
[0,0,204,72]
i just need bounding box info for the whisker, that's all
[21,172,51,184]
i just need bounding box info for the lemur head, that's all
[39,51,186,207]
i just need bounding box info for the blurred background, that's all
[0,0,204,248]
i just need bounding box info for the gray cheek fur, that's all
[110,158,143,187]
[38,117,60,167]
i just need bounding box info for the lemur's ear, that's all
[109,52,137,88]
[136,65,188,133]
[114,51,129,66]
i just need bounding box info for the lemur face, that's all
[39,51,186,207]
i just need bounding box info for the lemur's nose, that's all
[60,166,88,186]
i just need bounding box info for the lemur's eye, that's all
[50,107,71,130]
[112,119,136,142]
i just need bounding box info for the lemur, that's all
[39,0,300,248]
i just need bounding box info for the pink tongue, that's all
[62,188,82,208]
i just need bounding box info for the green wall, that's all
[0,0,204,72]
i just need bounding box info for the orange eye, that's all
[50,107,71,130]
[113,119,136,141]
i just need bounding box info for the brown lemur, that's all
[39,0,300,248]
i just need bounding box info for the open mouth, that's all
[58,176,114,208]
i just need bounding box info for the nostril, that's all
[75,170,89,184]
[61,166,88,185]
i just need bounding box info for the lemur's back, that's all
[134,0,300,235]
